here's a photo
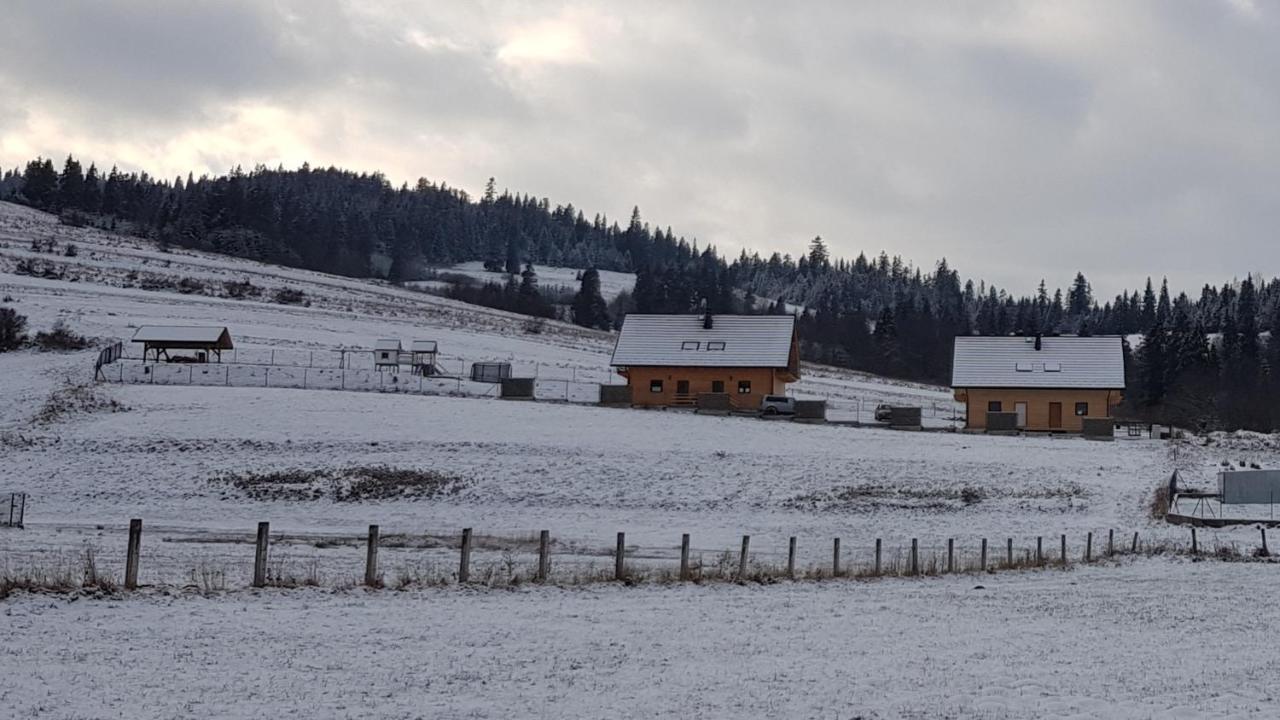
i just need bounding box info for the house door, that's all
[676,380,690,396]
[1014,402,1027,428]
[1048,402,1063,429]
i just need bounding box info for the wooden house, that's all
[952,335,1125,432]
[610,313,800,409]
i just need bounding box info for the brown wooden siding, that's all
[620,367,788,409]
[954,387,1123,432]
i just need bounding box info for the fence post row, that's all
[253,521,270,588]
[1191,527,1198,555]
[125,518,142,590]
[832,538,841,577]
[874,538,882,575]
[980,538,987,571]
[1086,532,1093,563]
[1006,538,1013,567]
[738,535,750,580]
[1060,534,1067,566]
[1132,531,1139,553]
[681,533,692,581]
[1108,529,1115,557]
[1262,528,1269,556]
[1037,536,1043,565]
[947,538,954,574]
[365,524,380,587]
[910,538,919,576]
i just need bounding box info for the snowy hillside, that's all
[410,260,637,300]
[5,199,1280,718]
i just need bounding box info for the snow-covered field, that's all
[6,558,1280,719]
[416,259,637,300]
[4,200,1280,718]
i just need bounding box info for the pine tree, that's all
[1067,272,1092,316]
[571,268,611,330]
[57,155,85,211]
[21,158,58,209]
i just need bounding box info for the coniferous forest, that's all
[3,155,1279,430]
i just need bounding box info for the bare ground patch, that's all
[785,482,1089,513]
[33,377,128,425]
[210,465,468,502]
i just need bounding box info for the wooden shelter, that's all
[409,340,438,376]
[610,313,800,409]
[952,335,1125,432]
[374,339,402,372]
[131,326,233,363]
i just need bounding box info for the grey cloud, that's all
[2,0,1279,298]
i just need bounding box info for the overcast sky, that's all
[2,1,1276,298]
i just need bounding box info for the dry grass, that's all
[34,377,128,424]
[210,466,467,503]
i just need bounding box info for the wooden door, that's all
[1014,402,1027,428]
[1048,402,1063,429]
[676,380,690,396]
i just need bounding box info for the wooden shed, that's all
[610,313,800,409]
[952,335,1125,433]
[131,326,233,363]
[374,339,402,372]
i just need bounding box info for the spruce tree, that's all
[571,268,611,330]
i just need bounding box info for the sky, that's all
[1,0,1277,299]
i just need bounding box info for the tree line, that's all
[3,155,1278,429]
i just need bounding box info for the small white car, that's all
[761,395,796,415]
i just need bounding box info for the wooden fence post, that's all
[832,538,841,577]
[786,536,796,579]
[1132,531,1139,553]
[738,535,751,580]
[125,519,142,591]
[874,538,882,575]
[1191,527,1198,555]
[1086,532,1093,563]
[1108,529,1115,557]
[1262,527,1270,556]
[1036,536,1043,565]
[537,530,550,582]
[1060,534,1067,566]
[365,524,380,587]
[458,528,472,583]
[615,532,626,581]
[947,538,954,573]
[980,538,987,571]
[910,538,918,576]
[1006,538,1013,567]
[253,521,269,588]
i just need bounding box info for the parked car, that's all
[874,404,893,422]
[761,395,796,415]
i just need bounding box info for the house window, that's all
[706,341,726,351]
[681,341,700,350]
[1075,402,1089,416]
[711,380,725,393]
[650,379,663,393]
[738,380,751,394]
[987,401,1002,412]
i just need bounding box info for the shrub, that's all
[177,277,206,295]
[224,279,262,299]
[33,321,91,351]
[0,307,28,351]
[272,287,307,305]
[58,210,89,228]
[522,317,546,335]
[63,243,79,257]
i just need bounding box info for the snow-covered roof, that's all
[131,326,233,348]
[611,315,796,368]
[410,340,437,353]
[374,339,402,351]
[951,336,1125,389]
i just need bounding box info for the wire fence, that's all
[5,521,1251,596]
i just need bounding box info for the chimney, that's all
[701,298,712,329]
[1034,333,1042,351]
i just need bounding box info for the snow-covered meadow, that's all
[4,200,1280,718]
